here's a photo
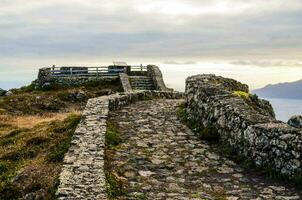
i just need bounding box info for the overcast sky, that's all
[1,0,302,89]
[1,0,302,62]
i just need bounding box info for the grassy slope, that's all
[0,78,122,115]
[0,80,122,199]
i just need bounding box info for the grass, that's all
[0,113,81,199]
[105,172,126,199]
[104,119,128,199]
[105,121,121,149]
[0,80,122,115]
[232,90,275,118]
[232,90,251,99]
[0,79,123,199]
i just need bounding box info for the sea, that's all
[158,63,302,122]
[265,98,302,122]
[1,62,302,122]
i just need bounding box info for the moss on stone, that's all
[105,172,126,199]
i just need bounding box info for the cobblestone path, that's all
[107,100,302,200]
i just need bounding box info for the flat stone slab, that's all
[107,99,302,199]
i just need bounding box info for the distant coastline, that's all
[253,79,302,99]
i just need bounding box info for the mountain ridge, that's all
[253,79,302,99]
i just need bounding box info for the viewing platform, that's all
[35,62,170,92]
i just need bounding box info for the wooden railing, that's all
[130,65,148,72]
[48,65,148,77]
[49,66,126,77]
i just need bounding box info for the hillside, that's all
[0,80,122,199]
[252,79,302,99]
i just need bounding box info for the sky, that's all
[1,0,302,90]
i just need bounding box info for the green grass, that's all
[233,90,251,99]
[46,114,81,162]
[133,193,147,200]
[105,172,126,199]
[0,79,123,115]
[0,128,28,146]
[105,121,121,149]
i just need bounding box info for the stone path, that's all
[107,99,302,200]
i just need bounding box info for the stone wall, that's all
[147,65,170,91]
[119,73,133,92]
[185,74,302,178]
[34,68,120,89]
[56,91,183,199]
[34,65,170,92]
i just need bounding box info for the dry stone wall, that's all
[185,74,302,179]
[119,73,133,92]
[147,65,170,91]
[56,91,183,199]
[34,68,120,89]
[35,65,169,92]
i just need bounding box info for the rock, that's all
[186,74,302,179]
[75,90,87,101]
[5,90,13,96]
[138,170,155,177]
[0,88,6,96]
[287,115,302,128]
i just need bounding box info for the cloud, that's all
[230,60,302,67]
[163,61,197,65]
[0,0,302,61]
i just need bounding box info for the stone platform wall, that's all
[56,91,183,199]
[34,67,120,89]
[185,74,302,178]
[147,65,170,91]
[34,65,169,92]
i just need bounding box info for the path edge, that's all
[56,91,184,199]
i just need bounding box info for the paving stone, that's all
[107,99,302,200]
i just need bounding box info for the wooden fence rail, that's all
[48,65,148,77]
[49,67,125,77]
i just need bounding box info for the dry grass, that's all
[0,80,122,199]
[0,113,81,199]
[0,112,80,129]
[0,113,65,129]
